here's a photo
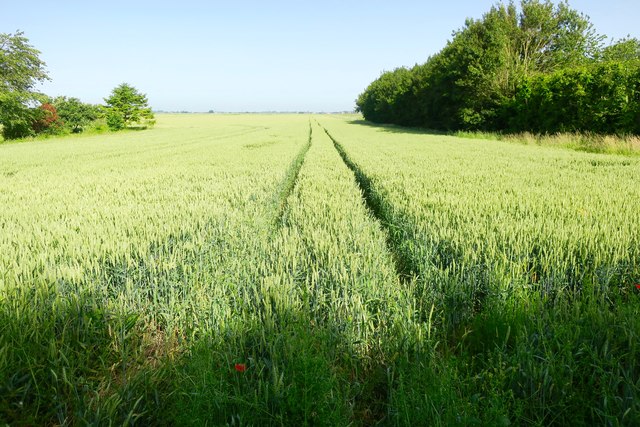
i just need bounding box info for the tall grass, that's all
[455,129,640,155]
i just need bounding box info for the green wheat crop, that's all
[1,114,638,425]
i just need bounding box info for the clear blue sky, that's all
[2,0,638,112]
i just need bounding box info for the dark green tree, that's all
[103,83,154,130]
[355,67,417,125]
[0,31,50,139]
[427,0,603,129]
[53,96,99,133]
[356,0,608,132]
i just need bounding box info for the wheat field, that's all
[1,114,638,425]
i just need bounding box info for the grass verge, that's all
[455,130,640,155]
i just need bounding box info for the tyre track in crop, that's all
[272,122,312,226]
[320,123,414,283]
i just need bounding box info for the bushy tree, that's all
[53,96,99,133]
[0,31,50,139]
[32,103,62,134]
[423,0,602,130]
[600,37,640,62]
[0,95,37,139]
[356,0,632,133]
[511,61,640,133]
[105,109,125,131]
[104,83,154,130]
[355,67,418,125]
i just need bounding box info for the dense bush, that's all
[32,103,63,134]
[106,110,125,130]
[356,1,640,135]
[354,67,420,126]
[510,61,640,133]
[0,96,36,139]
[53,96,100,133]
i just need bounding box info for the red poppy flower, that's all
[234,363,246,373]
[636,284,640,290]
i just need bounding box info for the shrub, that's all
[32,103,63,135]
[106,110,125,131]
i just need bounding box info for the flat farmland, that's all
[1,114,639,425]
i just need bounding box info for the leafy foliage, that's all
[600,37,640,63]
[356,0,640,135]
[52,96,100,133]
[0,31,49,140]
[354,67,418,125]
[31,103,63,134]
[0,93,37,139]
[0,31,49,94]
[104,83,154,130]
[511,61,640,133]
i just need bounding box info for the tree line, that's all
[356,0,640,134]
[0,31,154,140]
